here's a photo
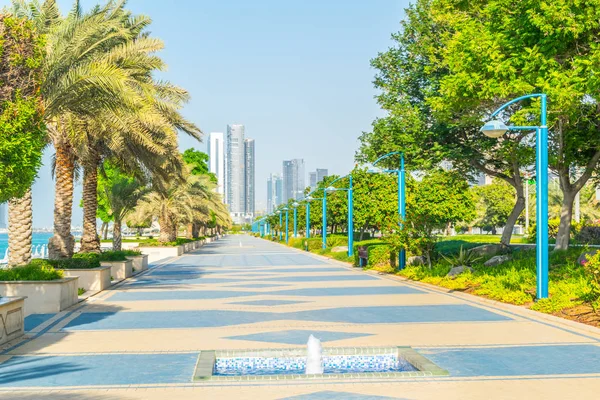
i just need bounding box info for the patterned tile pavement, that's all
[1,235,600,399]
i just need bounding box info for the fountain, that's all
[305,334,323,374]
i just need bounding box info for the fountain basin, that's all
[193,346,448,381]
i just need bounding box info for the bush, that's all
[527,218,560,242]
[575,225,600,245]
[353,239,395,269]
[0,261,64,281]
[45,256,101,269]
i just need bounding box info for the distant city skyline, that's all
[283,159,306,202]
[310,168,328,190]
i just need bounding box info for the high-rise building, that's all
[226,124,245,219]
[225,124,256,224]
[267,174,283,213]
[244,138,255,216]
[282,159,306,202]
[0,203,6,229]
[309,168,328,190]
[207,132,225,197]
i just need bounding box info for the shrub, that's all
[0,262,63,281]
[527,217,560,242]
[46,256,101,269]
[353,240,395,269]
[581,251,600,310]
[440,246,482,267]
[575,225,600,245]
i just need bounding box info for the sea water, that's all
[0,232,54,257]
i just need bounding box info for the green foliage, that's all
[182,148,217,183]
[472,179,515,232]
[0,261,63,281]
[0,14,46,202]
[580,251,600,310]
[440,246,482,267]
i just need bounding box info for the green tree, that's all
[393,169,476,267]
[425,0,600,250]
[0,13,45,266]
[473,179,516,234]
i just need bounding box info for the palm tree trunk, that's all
[8,189,33,267]
[113,219,122,251]
[159,211,176,243]
[186,223,193,239]
[80,159,101,253]
[48,141,75,259]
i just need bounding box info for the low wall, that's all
[127,254,149,273]
[62,266,111,293]
[136,246,183,263]
[0,297,25,346]
[101,260,133,282]
[0,277,79,316]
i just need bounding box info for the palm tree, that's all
[12,1,200,257]
[131,167,217,243]
[7,190,33,266]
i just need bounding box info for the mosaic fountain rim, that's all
[193,346,449,382]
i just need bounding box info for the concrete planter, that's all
[0,277,78,316]
[126,254,149,273]
[136,246,184,263]
[0,297,25,345]
[101,260,133,282]
[61,266,111,293]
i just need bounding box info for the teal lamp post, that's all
[278,209,283,241]
[292,202,299,237]
[304,198,311,238]
[370,151,406,269]
[480,93,548,299]
[283,206,289,243]
[325,175,354,257]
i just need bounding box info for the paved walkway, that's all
[1,235,600,399]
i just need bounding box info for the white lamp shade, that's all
[480,119,508,138]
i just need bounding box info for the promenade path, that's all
[1,235,600,399]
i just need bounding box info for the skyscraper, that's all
[207,132,225,197]
[0,203,6,229]
[267,174,283,213]
[226,124,245,219]
[309,168,328,190]
[244,138,255,216]
[282,159,306,202]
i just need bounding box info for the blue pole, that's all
[537,94,549,299]
[294,207,297,238]
[348,176,354,257]
[322,193,327,249]
[279,212,282,241]
[306,202,310,239]
[285,209,289,243]
[399,154,406,270]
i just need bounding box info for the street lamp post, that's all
[322,190,327,249]
[480,93,548,299]
[326,175,354,257]
[293,202,299,237]
[279,210,283,241]
[305,200,311,238]
[370,152,406,269]
[283,207,289,244]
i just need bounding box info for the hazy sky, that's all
[1,0,409,228]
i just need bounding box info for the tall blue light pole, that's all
[480,93,548,299]
[370,152,406,269]
[305,200,310,238]
[279,209,283,241]
[326,175,354,257]
[322,190,327,249]
[292,202,299,237]
[283,207,289,243]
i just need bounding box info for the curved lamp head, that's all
[306,195,314,201]
[367,166,383,174]
[282,207,289,211]
[292,202,299,208]
[480,119,508,138]
[326,186,336,192]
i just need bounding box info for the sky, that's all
[1,0,410,228]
